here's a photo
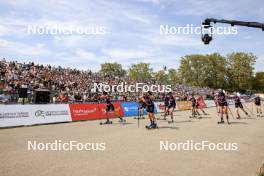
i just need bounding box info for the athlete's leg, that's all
[201,108,207,115]
[224,106,230,124]
[219,106,224,123]
[170,108,174,120]
[241,107,249,116]
[236,107,241,119]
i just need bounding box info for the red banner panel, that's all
[197,97,207,109]
[70,103,124,121]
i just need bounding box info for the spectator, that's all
[0,90,11,103]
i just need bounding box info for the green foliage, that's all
[226,52,256,91]
[167,68,180,85]
[100,62,126,77]
[128,63,153,81]
[252,72,264,92]
[154,70,169,84]
[178,52,259,92]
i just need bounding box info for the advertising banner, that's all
[197,97,207,109]
[205,100,216,107]
[177,101,192,110]
[227,99,234,105]
[154,102,180,113]
[154,102,164,113]
[121,102,157,116]
[70,102,124,121]
[0,104,71,128]
[121,102,142,116]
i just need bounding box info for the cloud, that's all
[150,34,202,47]
[102,48,151,60]
[75,49,100,62]
[255,55,264,72]
[0,39,51,56]
[53,36,82,49]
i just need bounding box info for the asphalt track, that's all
[0,104,264,176]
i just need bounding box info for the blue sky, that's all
[0,0,263,71]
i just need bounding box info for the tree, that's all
[167,68,180,85]
[100,62,126,77]
[154,70,169,85]
[178,52,257,91]
[226,52,256,91]
[178,54,208,86]
[252,72,264,92]
[203,53,227,89]
[128,63,152,81]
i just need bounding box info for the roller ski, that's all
[189,115,196,118]
[134,117,145,120]
[100,119,113,125]
[118,117,126,123]
[157,117,167,120]
[145,122,158,130]
[168,119,174,124]
[217,120,224,124]
[217,119,231,125]
[257,112,263,117]
[196,112,202,119]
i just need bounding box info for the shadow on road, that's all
[230,121,248,125]
[158,126,180,130]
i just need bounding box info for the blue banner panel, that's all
[121,102,140,116]
[121,102,157,117]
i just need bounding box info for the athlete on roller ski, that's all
[144,91,158,129]
[217,90,230,125]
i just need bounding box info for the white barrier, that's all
[154,102,180,113]
[227,99,234,105]
[205,99,241,107]
[154,102,164,113]
[204,100,216,107]
[0,104,72,128]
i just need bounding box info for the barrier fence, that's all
[0,98,230,128]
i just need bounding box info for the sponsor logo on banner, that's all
[70,103,124,121]
[177,101,192,110]
[34,110,69,118]
[0,112,29,119]
[0,104,71,128]
[70,104,101,121]
[121,102,148,116]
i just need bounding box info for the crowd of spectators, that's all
[0,58,214,104]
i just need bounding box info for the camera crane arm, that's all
[203,18,264,30]
[201,18,264,44]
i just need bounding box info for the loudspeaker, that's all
[34,90,50,104]
[18,88,28,98]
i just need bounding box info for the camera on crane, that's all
[201,19,213,45]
